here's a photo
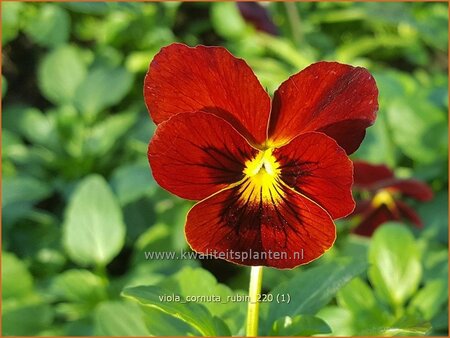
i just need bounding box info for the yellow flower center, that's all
[240,149,283,204]
[372,189,396,211]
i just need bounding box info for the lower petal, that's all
[185,181,336,269]
[396,200,423,228]
[352,204,397,237]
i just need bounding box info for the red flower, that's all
[145,43,378,268]
[351,161,433,237]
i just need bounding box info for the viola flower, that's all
[145,43,378,268]
[351,161,433,237]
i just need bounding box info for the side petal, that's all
[185,181,336,269]
[352,204,397,237]
[352,200,372,215]
[274,132,354,219]
[396,200,424,228]
[268,62,378,154]
[376,178,434,202]
[148,112,257,200]
[353,161,394,189]
[144,43,271,146]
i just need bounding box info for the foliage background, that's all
[2,1,448,336]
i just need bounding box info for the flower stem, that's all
[246,266,263,337]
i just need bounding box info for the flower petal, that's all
[185,182,336,269]
[148,112,257,200]
[352,204,397,237]
[144,43,271,146]
[353,161,394,188]
[376,178,433,202]
[274,132,354,219]
[352,200,372,215]
[396,200,423,228]
[237,2,279,35]
[268,62,378,154]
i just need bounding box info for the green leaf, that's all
[122,285,231,336]
[2,2,23,44]
[337,277,376,312]
[162,267,246,335]
[37,45,88,105]
[386,99,447,164]
[2,176,53,226]
[368,223,422,309]
[431,306,448,333]
[94,301,150,336]
[423,245,448,281]
[62,2,111,15]
[123,198,157,243]
[419,192,448,244]
[18,108,59,150]
[110,161,155,206]
[2,175,52,208]
[408,279,448,320]
[74,66,133,117]
[270,315,331,336]
[316,306,354,336]
[355,111,398,167]
[23,4,70,47]
[3,104,30,134]
[2,252,34,300]
[360,313,431,336]
[336,277,390,332]
[84,111,137,156]
[264,258,367,332]
[3,298,53,336]
[62,174,126,266]
[141,307,201,336]
[211,2,248,40]
[50,269,107,304]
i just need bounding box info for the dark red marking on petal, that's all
[396,200,424,228]
[376,178,434,202]
[148,112,257,201]
[144,43,271,146]
[353,161,394,189]
[268,61,378,154]
[185,181,336,269]
[274,132,355,219]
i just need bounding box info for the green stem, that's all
[285,2,302,46]
[246,266,263,337]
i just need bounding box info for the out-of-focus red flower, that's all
[237,2,279,36]
[145,43,378,268]
[351,161,433,237]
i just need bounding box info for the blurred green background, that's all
[2,2,448,336]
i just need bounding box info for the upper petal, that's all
[274,132,355,219]
[148,111,257,201]
[144,43,271,146]
[185,181,336,269]
[353,161,394,189]
[268,62,378,154]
